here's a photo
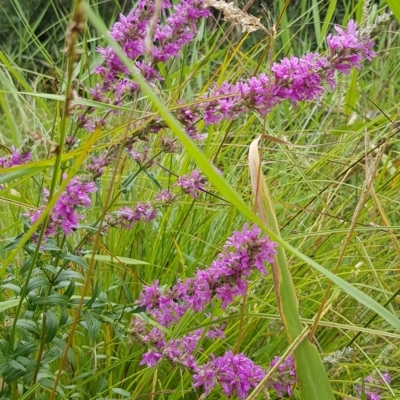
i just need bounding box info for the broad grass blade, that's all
[248,136,335,399]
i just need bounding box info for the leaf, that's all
[32,294,71,307]
[39,377,65,397]
[54,270,85,285]
[0,165,46,185]
[344,68,358,115]
[82,310,101,343]
[2,233,25,251]
[44,311,59,343]
[0,298,22,312]
[249,136,334,400]
[27,277,49,293]
[386,0,400,23]
[84,253,149,265]
[1,284,21,295]
[61,254,89,269]
[41,347,63,365]
[112,388,131,397]
[52,338,77,370]
[16,319,40,337]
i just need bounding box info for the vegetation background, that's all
[0,0,399,399]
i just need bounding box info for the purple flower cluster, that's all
[30,177,97,238]
[195,20,376,124]
[132,317,264,399]
[353,373,391,400]
[92,0,210,104]
[193,351,265,399]
[175,169,206,199]
[113,202,157,229]
[0,145,32,169]
[327,20,376,73]
[140,224,277,326]
[267,355,297,397]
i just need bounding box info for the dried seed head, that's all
[204,0,268,34]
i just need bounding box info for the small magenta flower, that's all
[139,224,277,327]
[30,177,97,239]
[354,373,391,400]
[0,145,32,169]
[113,202,157,229]
[140,350,162,367]
[175,170,206,199]
[194,351,265,399]
[155,189,174,203]
[327,20,376,73]
[267,355,297,398]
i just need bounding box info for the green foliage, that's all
[0,0,399,399]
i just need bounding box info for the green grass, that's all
[0,0,400,399]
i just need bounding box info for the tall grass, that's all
[0,0,399,399]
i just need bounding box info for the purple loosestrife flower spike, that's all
[139,224,277,327]
[0,145,32,169]
[29,177,97,240]
[194,351,265,399]
[267,355,297,398]
[175,170,206,199]
[113,202,157,229]
[197,20,376,124]
[354,373,391,400]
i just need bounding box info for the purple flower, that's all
[194,351,265,399]
[327,20,376,73]
[114,202,157,229]
[140,350,162,367]
[140,224,277,327]
[0,145,32,169]
[175,170,206,199]
[140,280,162,310]
[30,177,97,239]
[155,189,174,203]
[179,19,376,127]
[86,155,108,179]
[267,355,297,398]
[354,373,391,400]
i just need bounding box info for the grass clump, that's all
[0,0,399,399]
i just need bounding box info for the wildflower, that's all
[140,350,162,367]
[175,170,206,199]
[113,202,157,229]
[86,155,109,179]
[139,224,277,326]
[354,373,391,400]
[29,177,97,239]
[194,351,265,399]
[267,355,297,398]
[155,189,174,203]
[327,20,376,73]
[0,144,32,169]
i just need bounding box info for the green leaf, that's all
[344,68,358,115]
[386,0,400,23]
[41,347,63,365]
[82,310,101,343]
[1,283,21,295]
[61,254,89,269]
[0,298,22,312]
[112,388,131,397]
[0,165,46,185]
[44,311,59,343]
[84,253,149,265]
[27,277,49,293]
[32,294,71,307]
[16,319,40,337]
[52,338,77,370]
